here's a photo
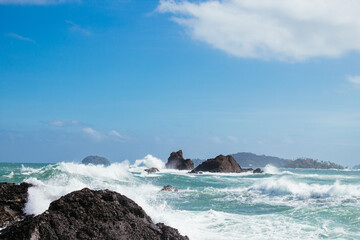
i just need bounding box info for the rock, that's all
[82,155,110,166]
[144,168,159,174]
[161,185,178,192]
[0,182,32,230]
[192,155,243,173]
[188,170,203,174]
[165,150,194,170]
[253,168,263,173]
[0,188,188,240]
[285,158,344,169]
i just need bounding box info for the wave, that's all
[11,159,360,240]
[3,171,14,178]
[252,177,360,200]
[131,154,165,169]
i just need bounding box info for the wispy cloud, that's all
[227,135,239,143]
[347,75,360,88]
[108,130,124,138]
[66,20,92,36]
[0,0,78,5]
[6,33,36,44]
[45,120,84,127]
[82,127,103,141]
[210,136,222,144]
[158,0,360,61]
[49,120,65,127]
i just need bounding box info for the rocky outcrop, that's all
[82,155,110,166]
[165,150,194,170]
[161,185,178,192]
[1,188,188,240]
[192,155,243,173]
[0,182,32,230]
[144,168,159,174]
[353,164,360,169]
[285,158,344,169]
[253,168,263,173]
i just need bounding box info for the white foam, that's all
[131,154,165,169]
[56,161,134,182]
[19,161,360,240]
[264,165,282,174]
[252,177,360,200]
[25,176,88,215]
[3,171,14,178]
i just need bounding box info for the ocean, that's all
[1,156,359,240]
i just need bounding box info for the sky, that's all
[0,0,359,166]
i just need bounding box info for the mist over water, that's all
[1,157,360,240]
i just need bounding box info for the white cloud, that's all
[6,33,36,43]
[0,0,77,5]
[158,0,360,61]
[210,136,222,144]
[347,75,360,86]
[71,120,81,125]
[66,20,92,36]
[82,127,103,140]
[283,137,294,144]
[108,130,123,138]
[49,120,64,127]
[227,135,238,143]
[154,136,162,143]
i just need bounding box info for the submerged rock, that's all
[253,168,263,174]
[82,155,110,166]
[144,168,159,174]
[165,150,194,170]
[161,185,178,192]
[0,182,32,230]
[193,155,243,173]
[0,188,188,240]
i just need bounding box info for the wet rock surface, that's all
[0,182,32,230]
[165,150,194,170]
[192,155,243,173]
[0,188,188,240]
[144,167,159,174]
[253,168,263,173]
[161,185,178,192]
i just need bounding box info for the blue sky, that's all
[0,0,359,166]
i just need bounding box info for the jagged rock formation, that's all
[192,155,243,173]
[252,168,263,174]
[165,150,194,170]
[0,182,32,230]
[0,188,188,240]
[82,155,110,166]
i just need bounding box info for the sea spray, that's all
[1,161,360,239]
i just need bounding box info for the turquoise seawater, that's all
[0,161,360,239]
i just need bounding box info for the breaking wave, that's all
[1,157,358,240]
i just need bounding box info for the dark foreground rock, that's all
[192,155,243,173]
[0,188,188,240]
[0,182,32,230]
[82,155,110,166]
[165,150,194,170]
[161,185,178,192]
[144,168,159,174]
